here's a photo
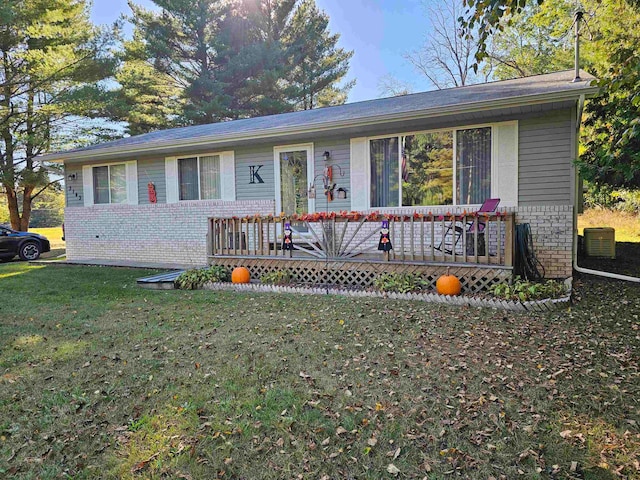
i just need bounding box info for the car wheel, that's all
[19,241,41,261]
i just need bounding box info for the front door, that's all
[274,144,315,216]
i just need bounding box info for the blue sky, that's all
[90,0,434,103]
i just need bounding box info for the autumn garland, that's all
[232,210,508,222]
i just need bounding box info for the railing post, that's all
[496,214,502,264]
[473,217,478,264]
[400,216,405,261]
[207,218,213,258]
[461,214,467,262]
[420,216,425,261]
[221,218,224,255]
[430,215,435,261]
[483,215,490,264]
[505,213,515,267]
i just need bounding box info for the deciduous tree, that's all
[463,0,640,187]
[0,0,116,230]
[407,0,485,89]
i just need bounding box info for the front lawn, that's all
[30,227,65,249]
[0,264,638,479]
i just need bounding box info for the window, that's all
[178,155,220,201]
[370,127,491,207]
[370,137,399,208]
[456,127,491,205]
[93,164,127,204]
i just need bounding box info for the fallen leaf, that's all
[387,464,400,476]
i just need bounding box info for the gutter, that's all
[43,85,600,163]
[572,94,640,283]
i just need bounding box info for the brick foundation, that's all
[515,205,573,279]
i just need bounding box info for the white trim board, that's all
[273,143,315,215]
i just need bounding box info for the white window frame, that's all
[273,143,315,215]
[178,155,212,201]
[366,123,497,209]
[82,160,138,207]
[165,151,235,203]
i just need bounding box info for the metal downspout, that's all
[572,94,640,283]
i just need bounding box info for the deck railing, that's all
[208,211,514,266]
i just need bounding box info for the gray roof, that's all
[47,69,597,162]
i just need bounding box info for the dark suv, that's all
[0,226,51,262]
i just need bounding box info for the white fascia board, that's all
[46,88,599,164]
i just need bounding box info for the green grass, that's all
[578,209,640,243]
[0,263,638,479]
[30,226,65,249]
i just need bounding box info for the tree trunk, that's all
[20,186,34,231]
[6,188,21,230]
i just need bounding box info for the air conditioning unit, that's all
[584,227,615,258]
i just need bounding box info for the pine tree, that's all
[216,0,298,118]
[127,0,230,125]
[123,0,354,125]
[114,29,182,135]
[284,0,354,109]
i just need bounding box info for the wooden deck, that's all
[207,212,515,293]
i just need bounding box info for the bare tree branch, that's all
[405,0,484,89]
[30,178,62,202]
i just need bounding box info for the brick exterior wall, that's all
[515,205,573,279]
[64,200,275,266]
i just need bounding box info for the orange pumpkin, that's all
[436,268,461,296]
[231,266,251,284]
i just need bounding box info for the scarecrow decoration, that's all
[282,222,294,251]
[378,220,392,252]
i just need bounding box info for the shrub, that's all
[373,273,428,293]
[490,277,567,302]
[260,270,295,285]
[175,265,230,290]
[583,183,640,214]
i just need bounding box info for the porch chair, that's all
[436,198,500,255]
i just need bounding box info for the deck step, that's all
[137,270,184,289]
